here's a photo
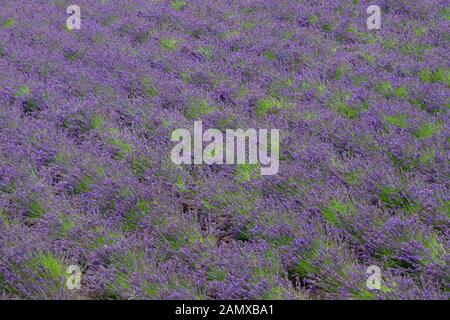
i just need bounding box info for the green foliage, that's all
[264,50,276,61]
[131,156,151,178]
[336,98,359,119]
[419,148,436,165]
[73,175,94,194]
[15,84,31,97]
[335,65,346,80]
[383,38,398,50]
[309,14,319,24]
[102,15,120,26]
[378,81,394,97]
[402,42,433,59]
[441,7,450,20]
[352,74,369,86]
[160,37,179,51]
[255,97,281,117]
[180,72,192,83]
[329,91,368,119]
[413,26,427,36]
[361,53,376,64]
[197,46,214,59]
[380,186,416,212]
[142,76,158,97]
[145,282,159,297]
[322,22,334,33]
[207,267,227,281]
[420,68,449,85]
[91,115,104,129]
[352,289,377,300]
[22,99,41,114]
[235,163,260,182]
[345,171,361,185]
[108,138,133,158]
[59,214,75,236]
[3,18,15,29]
[322,199,354,225]
[214,189,261,216]
[28,252,65,284]
[0,210,11,226]
[29,200,45,219]
[394,85,408,98]
[282,31,294,40]
[421,233,447,267]
[242,21,257,30]
[171,1,186,11]
[291,240,321,279]
[176,175,187,192]
[316,82,326,98]
[124,200,150,231]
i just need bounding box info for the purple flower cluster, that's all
[0,0,448,299]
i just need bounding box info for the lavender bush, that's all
[0,0,448,300]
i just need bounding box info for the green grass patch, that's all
[91,115,104,129]
[160,37,179,51]
[185,98,216,120]
[335,65,346,80]
[345,171,361,185]
[383,38,398,50]
[386,114,408,128]
[197,46,214,59]
[15,84,31,97]
[309,14,319,24]
[180,72,192,83]
[322,199,355,225]
[235,163,261,182]
[3,18,15,29]
[414,122,440,139]
[264,50,276,61]
[171,1,186,11]
[361,53,376,64]
[440,7,450,20]
[322,22,335,33]
[142,76,158,97]
[380,186,417,212]
[29,200,45,219]
[131,156,151,178]
[73,175,94,194]
[413,26,427,36]
[108,138,133,158]
[419,148,436,165]
[242,21,257,30]
[394,85,408,98]
[124,200,151,232]
[378,81,394,98]
[207,267,227,281]
[255,97,282,118]
[420,68,449,86]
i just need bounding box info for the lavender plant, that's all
[0,0,448,300]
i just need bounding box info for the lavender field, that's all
[0,0,448,300]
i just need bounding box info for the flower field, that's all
[0,0,448,299]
